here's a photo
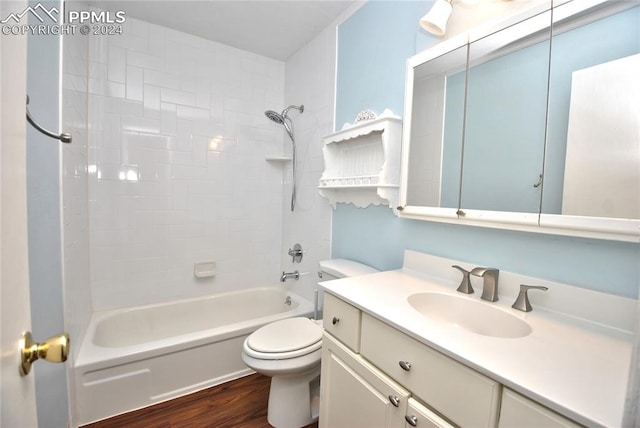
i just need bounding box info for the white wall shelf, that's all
[265,156,292,163]
[319,109,402,213]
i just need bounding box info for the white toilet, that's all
[241,259,379,428]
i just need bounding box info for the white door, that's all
[0,0,39,425]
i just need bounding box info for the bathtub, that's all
[74,286,313,425]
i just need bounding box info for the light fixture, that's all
[420,0,454,37]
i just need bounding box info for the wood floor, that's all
[83,374,319,428]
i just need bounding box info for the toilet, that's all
[241,258,379,428]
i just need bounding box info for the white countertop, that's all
[320,261,635,427]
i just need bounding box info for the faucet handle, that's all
[452,265,474,295]
[512,284,548,312]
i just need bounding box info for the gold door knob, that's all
[19,331,69,376]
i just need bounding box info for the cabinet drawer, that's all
[499,389,581,428]
[323,293,361,352]
[404,398,455,428]
[361,313,501,428]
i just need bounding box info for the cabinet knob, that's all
[332,317,340,325]
[398,360,412,371]
[388,395,400,407]
[405,415,418,427]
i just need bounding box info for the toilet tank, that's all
[318,259,379,281]
[315,259,378,320]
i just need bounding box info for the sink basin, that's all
[407,292,532,338]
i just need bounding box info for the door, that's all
[1,0,39,425]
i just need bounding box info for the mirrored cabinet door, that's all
[405,44,468,210]
[459,8,552,214]
[541,3,640,221]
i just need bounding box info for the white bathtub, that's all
[74,286,313,425]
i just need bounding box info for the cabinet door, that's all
[499,389,582,428]
[404,398,455,428]
[320,333,410,428]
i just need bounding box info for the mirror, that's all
[460,14,552,214]
[400,1,639,241]
[405,43,467,209]
[542,4,639,220]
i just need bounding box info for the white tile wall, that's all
[61,24,92,428]
[280,25,336,306]
[87,17,286,311]
[62,28,92,355]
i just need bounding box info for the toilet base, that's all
[267,366,321,428]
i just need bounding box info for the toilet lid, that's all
[247,317,322,353]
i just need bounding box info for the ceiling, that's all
[90,0,361,61]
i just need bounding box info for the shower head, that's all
[264,104,304,212]
[265,110,285,125]
[264,105,304,124]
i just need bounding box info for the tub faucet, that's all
[281,271,300,282]
[470,267,499,302]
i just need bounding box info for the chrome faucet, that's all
[281,270,300,282]
[512,284,548,312]
[470,267,500,302]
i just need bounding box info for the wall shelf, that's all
[265,156,292,163]
[319,109,402,213]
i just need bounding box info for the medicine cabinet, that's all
[399,0,639,242]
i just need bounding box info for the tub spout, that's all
[281,271,300,282]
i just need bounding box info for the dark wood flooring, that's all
[82,373,319,428]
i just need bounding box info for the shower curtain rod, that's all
[26,95,72,143]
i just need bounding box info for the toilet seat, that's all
[244,317,322,360]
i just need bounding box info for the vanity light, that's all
[420,0,454,37]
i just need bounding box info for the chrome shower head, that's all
[265,110,285,124]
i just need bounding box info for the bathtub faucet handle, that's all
[288,243,303,263]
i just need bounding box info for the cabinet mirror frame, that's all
[399,0,639,243]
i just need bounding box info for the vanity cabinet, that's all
[499,389,582,428]
[320,293,586,428]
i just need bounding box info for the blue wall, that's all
[27,1,68,425]
[333,1,640,299]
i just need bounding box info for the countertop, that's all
[320,266,634,427]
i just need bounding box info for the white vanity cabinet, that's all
[320,293,483,428]
[320,292,588,428]
[499,389,582,428]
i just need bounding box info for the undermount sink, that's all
[407,292,532,338]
